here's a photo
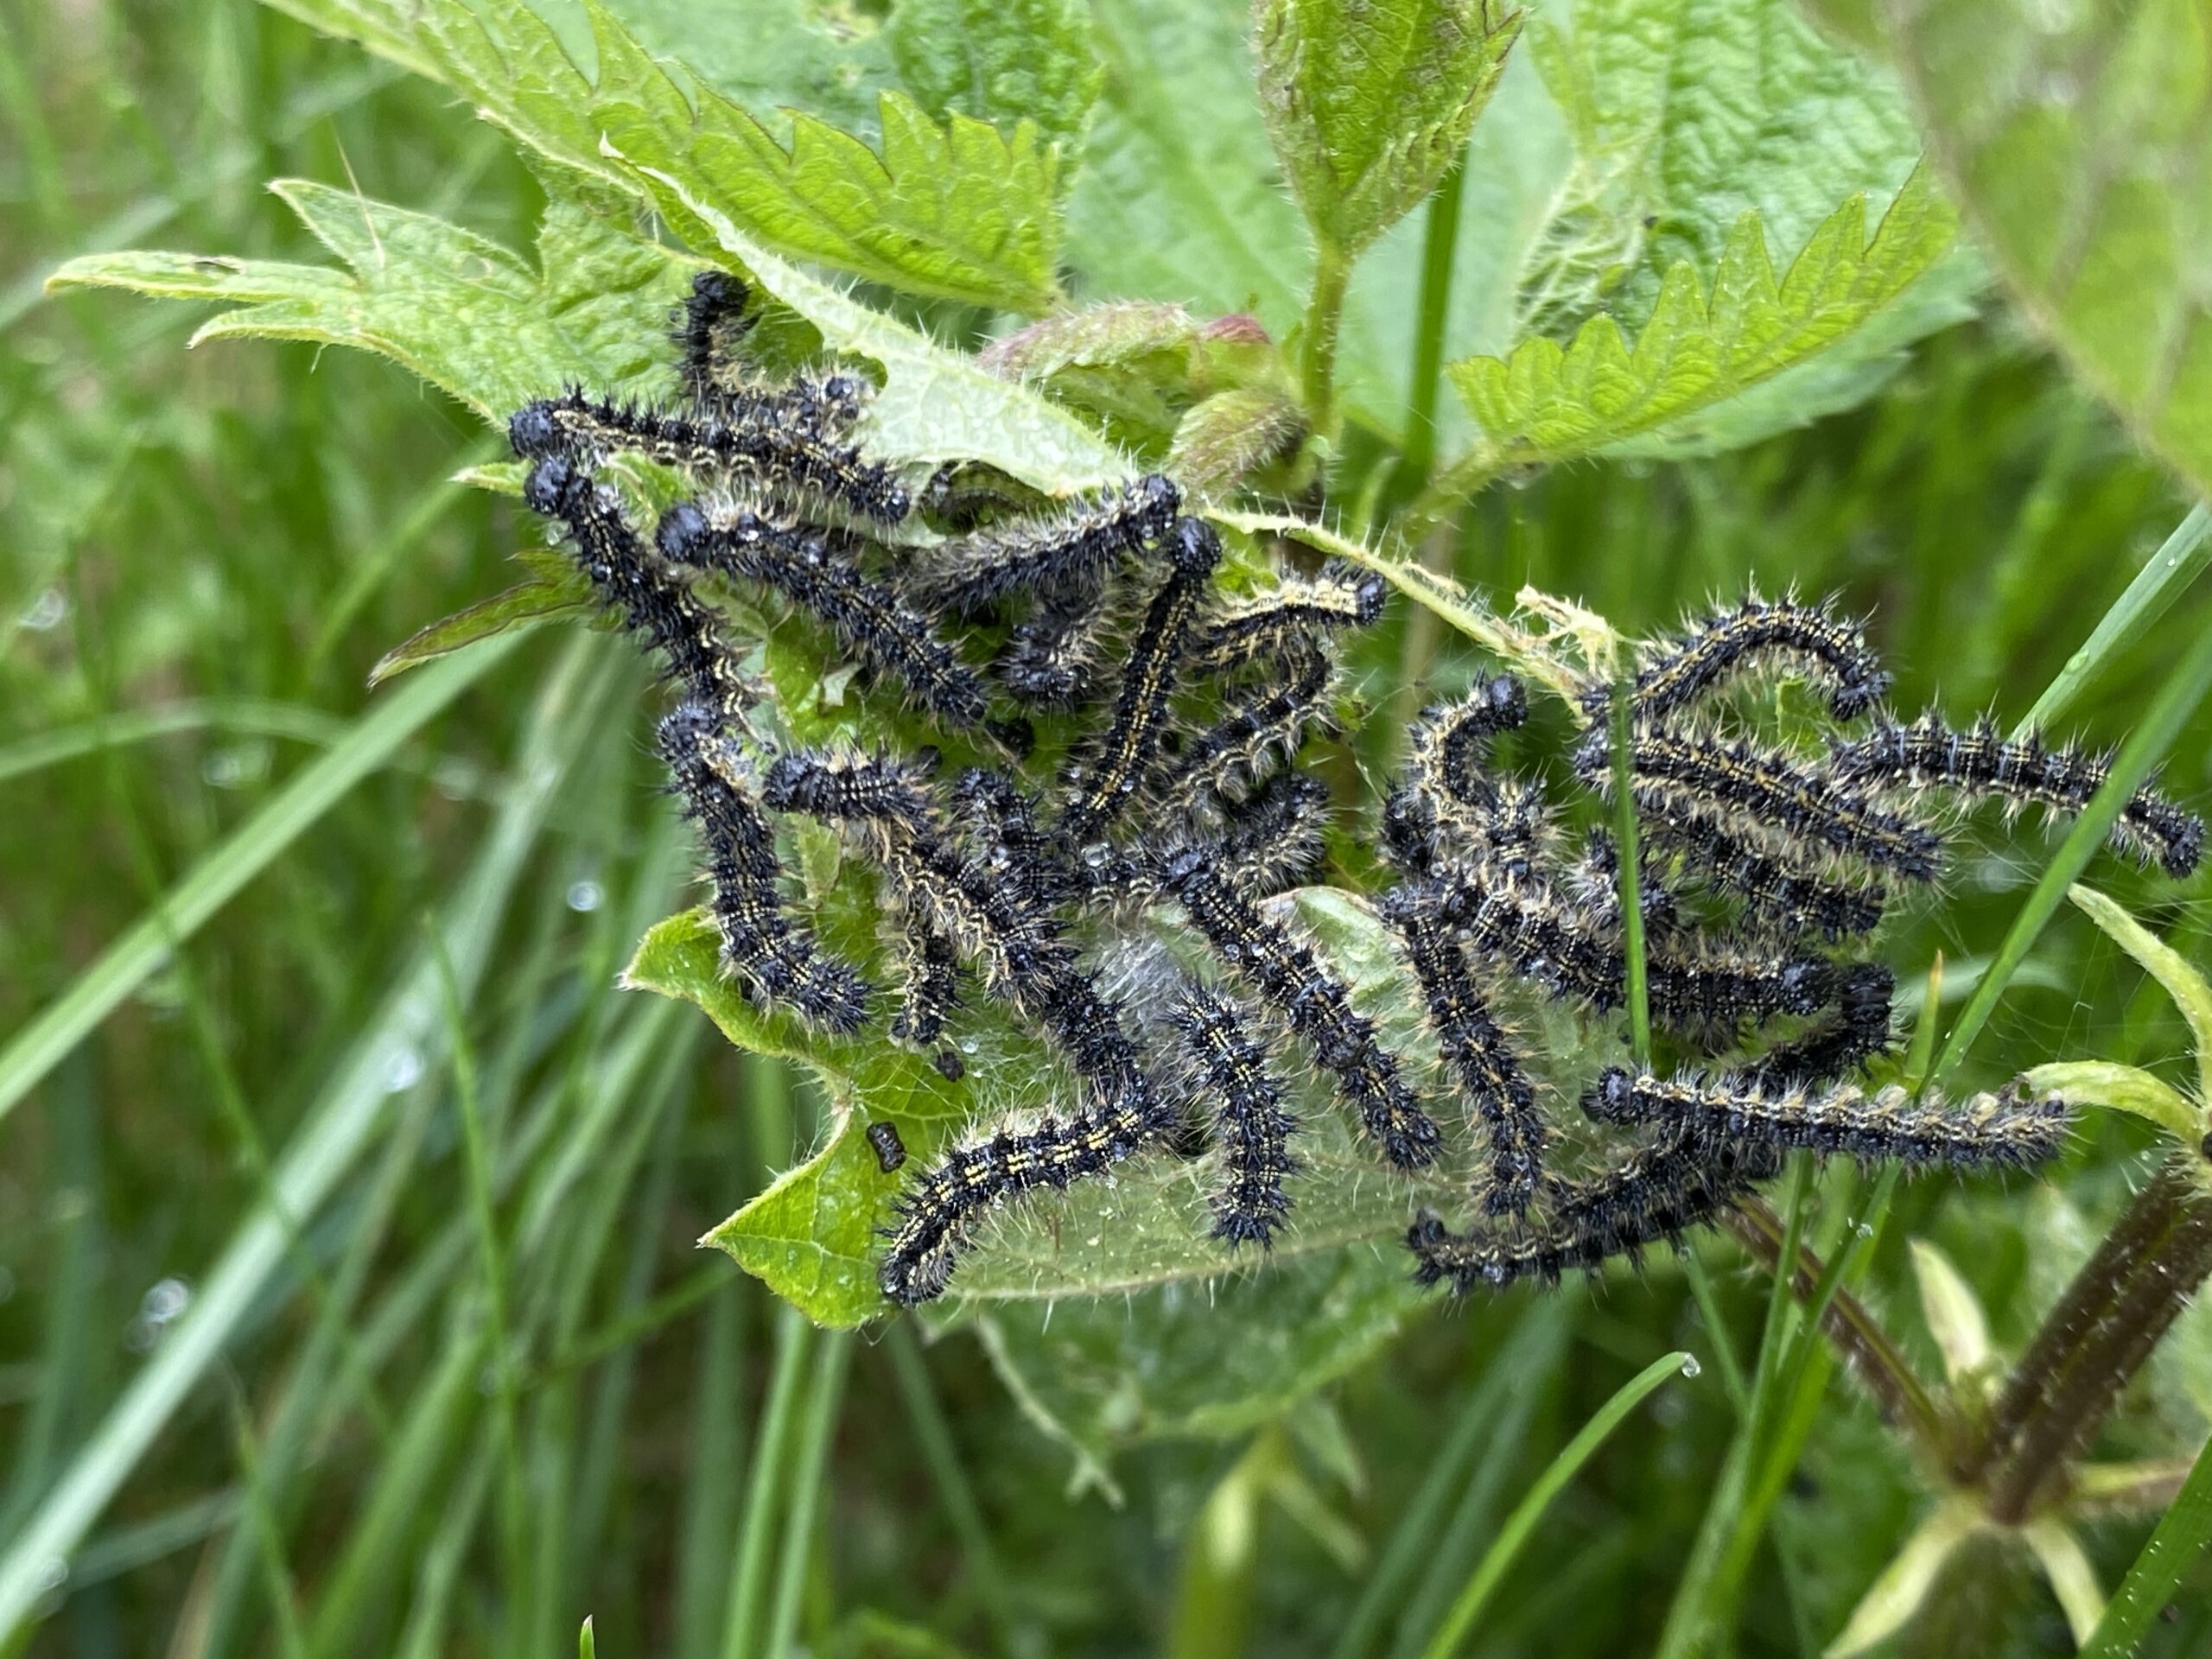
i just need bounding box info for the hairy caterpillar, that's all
[887,929,963,1049]
[877,1091,1174,1306]
[1596,594,1890,724]
[1158,846,1443,1169]
[1380,880,1546,1214]
[1217,769,1332,895]
[1172,985,1299,1246]
[520,456,754,717]
[671,270,760,414]
[1186,564,1387,676]
[1061,518,1223,841]
[1829,712,2206,879]
[904,474,1183,614]
[655,703,873,1032]
[1740,962,1895,1088]
[1585,1067,2069,1169]
[656,499,989,728]
[995,590,1109,709]
[1156,638,1336,809]
[1408,1131,1783,1292]
[1583,725,1943,882]
[509,386,910,524]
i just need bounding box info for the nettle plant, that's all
[54,0,2212,1644]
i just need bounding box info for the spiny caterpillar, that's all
[1173,985,1299,1247]
[1585,1067,2069,1170]
[490,299,2154,1312]
[1595,592,1890,723]
[1830,711,2204,879]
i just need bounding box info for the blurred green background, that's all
[4,2,2211,1656]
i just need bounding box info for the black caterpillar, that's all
[489,270,2200,1310]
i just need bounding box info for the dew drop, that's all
[566,879,605,912]
[383,1046,425,1094]
[1679,1354,1702,1379]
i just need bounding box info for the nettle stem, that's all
[1975,1153,2212,1524]
[1300,240,1351,444]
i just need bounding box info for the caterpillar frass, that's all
[520,456,758,720]
[1827,712,2206,879]
[1185,564,1388,676]
[1060,518,1224,842]
[867,1120,908,1173]
[1380,880,1546,1214]
[877,1090,1176,1306]
[1595,594,1891,724]
[508,385,911,524]
[654,703,873,1032]
[904,473,1183,615]
[1158,846,1443,1169]
[1407,1130,1784,1292]
[1584,1067,2069,1171]
[1173,985,1299,1247]
[670,270,758,413]
[1581,725,1943,882]
[656,499,989,728]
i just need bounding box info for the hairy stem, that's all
[1719,1201,1948,1459]
[1982,1158,2212,1524]
[1300,240,1351,447]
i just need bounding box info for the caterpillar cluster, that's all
[501,273,2202,1311]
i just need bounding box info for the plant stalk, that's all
[1300,240,1351,446]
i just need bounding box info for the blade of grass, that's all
[1332,1302,1567,1659]
[1610,677,1653,1065]
[0,699,359,783]
[2021,504,2212,733]
[0,635,603,1643]
[2078,1425,2212,1658]
[1416,1349,1694,1659]
[224,1393,306,1659]
[884,1325,1025,1658]
[0,634,519,1127]
[1382,149,1469,516]
[722,1299,816,1659]
[677,1283,751,1659]
[764,1331,852,1659]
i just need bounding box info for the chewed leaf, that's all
[1448,168,1957,467]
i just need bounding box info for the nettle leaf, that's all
[1446,166,1957,468]
[1064,0,1573,448]
[369,574,594,686]
[959,1247,1427,1491]
[1881,0,2212,500]
[634,174,1124,491]
[46,182,686,419]
[635,885,1607,1329]
[262,0,1065,313]
[887,0,1103,158]
[1515,0,1928,340]
[1255,0,1524,259]
[1168,387,1310,501]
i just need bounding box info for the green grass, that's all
[6,3,2212,1657]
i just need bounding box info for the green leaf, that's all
[1254,0,1524,260]
[1882,0,2212,499]
[1907,1238,1992,1388]
[633,174,1125,492]
[1824,1492,1984,1658]
[962,1248,1426,1490]
[1446,167,1957,468]
[887,0,1103,159]
[46,183,686,421]
[630,882,1608,1326]
[2019,1062,2202,1147]
[2019,1520,2107,1652]
[2080,1426,2212,1659]
[368,577,593,687]
[1167,387,1310,501]
[259,0,1066,312]
[2067,883,2212,1123]
[1515,0,1928,341]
